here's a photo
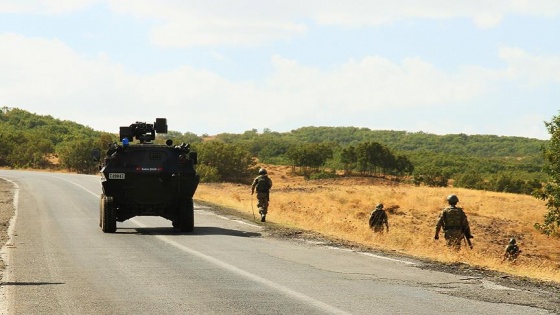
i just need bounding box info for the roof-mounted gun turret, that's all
[119,118,168,144]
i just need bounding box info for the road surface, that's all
[0,170,556,314]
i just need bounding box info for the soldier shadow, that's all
[0,281,65,286]
[119,226,261,237]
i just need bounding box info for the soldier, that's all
[368,203,389,233]
[251,168,273,222]
[434,194,473,250]
[503,238,521,261]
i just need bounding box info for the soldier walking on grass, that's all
[251,168,272,222]
[369,203,389,233]
[434,194,473,250]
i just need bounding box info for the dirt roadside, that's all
[0,179,15,274]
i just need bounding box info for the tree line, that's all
[2,107,559,235]
[0,107,548,193]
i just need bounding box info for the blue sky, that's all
[1,1,559,139]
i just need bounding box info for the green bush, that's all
[308,171,337,180]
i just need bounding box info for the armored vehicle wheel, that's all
[101,195,117,233]
[177,198,194,232]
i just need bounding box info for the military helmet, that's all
[447,194,459,204]
[376,203,383,209]
[509,238,516,244]
[258,168,267,175]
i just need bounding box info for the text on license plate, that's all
[108,173,125,179]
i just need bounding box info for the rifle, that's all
[461,224,473,249]
[464,234,473,249]
[251,194,256,221]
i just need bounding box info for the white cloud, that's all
[265,55,490,112]
[505,114,551,139]
[4,1,559,47]
[0,33,557,137]
[150,17,306,47]
[107,0,308,47]
[499,47,560,86]
[0,33,131,129]
[0,32,262,132]
[0,0,100,14]
[511,0,560,17]
[310,0,560,28]
[100,1,560,47]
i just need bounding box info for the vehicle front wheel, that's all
[101,196,117,233]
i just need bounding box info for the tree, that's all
[455,171,485,190]
[395,155,414,176]
[355,141,388,176]
[286,143,333,175]
[340,146,357,175]
[535,112,560,236]
[56,138,98,173]
[413,166,450,187]
[194,141,255,183]
[158,130,202,145]
[4,131,53,168]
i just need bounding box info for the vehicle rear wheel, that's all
[101,196,117,233]
[177,198,194,232]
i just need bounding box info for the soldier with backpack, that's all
[434,194,473,249]
[368,203,389,233]
[503,238,521,261]
[251,168,273,222]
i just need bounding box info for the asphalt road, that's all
[0,170,555,314]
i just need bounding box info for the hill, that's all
[288,126,546,158]
[0,107,104,170]
[0,107,550,192]
[211,126,548,194]
[195,164,560,285]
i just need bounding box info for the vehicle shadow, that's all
[117,226,261,237]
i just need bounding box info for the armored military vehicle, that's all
[98,118,199,233]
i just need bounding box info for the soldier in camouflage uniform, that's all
[251,168,273,222]
[368,203,389,233]
[503,238,521,261]
[434,194,473,249]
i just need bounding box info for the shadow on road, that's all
[0,281,64,286]
[117,226,261,238]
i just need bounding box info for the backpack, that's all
[255,176,272,192]
[369,210,386,227]
[443,207,465,229]
[507,244,519,254]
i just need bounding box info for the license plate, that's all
[108,173,125,179]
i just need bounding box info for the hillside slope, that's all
[195,164,560,284]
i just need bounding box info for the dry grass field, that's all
[195,164,560,284]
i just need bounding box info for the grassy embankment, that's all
[195,165,560,283]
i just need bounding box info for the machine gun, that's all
[119,118,168,143]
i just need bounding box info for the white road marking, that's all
[359,252,417,265]
[48,176,348,313]
[131,218,350,315]
[197,209,262,228]
[48,175,99,198]
[43,175,410,312]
